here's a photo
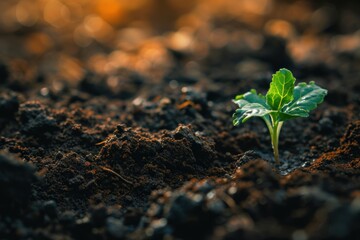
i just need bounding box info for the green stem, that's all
[263,117,283,165]
[271,121,283,165]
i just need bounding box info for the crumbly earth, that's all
[0,0,360,239]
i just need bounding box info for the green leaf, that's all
[266,68,296,110]
[234,89,268,108]
[279,81,327,121]
[233,103,271,125]
[232,90,271,125]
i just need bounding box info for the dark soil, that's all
[0,0,360,239]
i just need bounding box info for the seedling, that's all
[233,68,327,164]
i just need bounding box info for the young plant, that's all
[233,68,327,164]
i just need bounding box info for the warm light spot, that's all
[73,25,92,48]
[25,33,52,55]
[96,0,125,25]
[108,50,130,69]
[167,29,193,52]
[134,59,150,73]
[116,28,148,51]
[84,15,103,34]
[288,37,315,63]
[65,2,85,22]
[106,76,119,88]
[331,33,360,53]
[240,0,273,15]
[40,87,49,96]
[84,15,115,43]
[265,20,296,39]
[287,35,333,64]
[58,55,84,82]
[142,45,163,60]
[16,0,39,26]
[52,80,65,92]
[44,0,70,28]
[138,40,172,70]
[88,54,108,74]
[132,97,144,106]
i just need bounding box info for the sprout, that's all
[233,68,327,164]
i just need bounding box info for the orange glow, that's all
[16,0,39,26]
[88,54,108,74]
[73,25,92,48]
[1,5,19,32]
[96,0,125,25]
[287,35,333,64]
[57,55,84,82]
[0,0,352,83]
[240,0,272,15]
[167,29,194,52]
[116,28,149,51]
[84,15,115,43]
[265,20,296,39]
[43,0,71,28]
[331,34,360,53]
[25,33,52,55]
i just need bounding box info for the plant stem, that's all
[271,121,283,165]
[263,117,283,165]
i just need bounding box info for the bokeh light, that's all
[0,0,359,83]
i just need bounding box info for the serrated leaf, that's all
[279,81,327,121]
[232,90,271,125]
[266,68,295,110]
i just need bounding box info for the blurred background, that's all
[0,0,359,91]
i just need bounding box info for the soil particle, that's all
[19,101,57,135]
[309,120,360,175]
[97,124,227,196]
[137,157,360,240]
[0,153,37,213]
[0,91,19,118]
